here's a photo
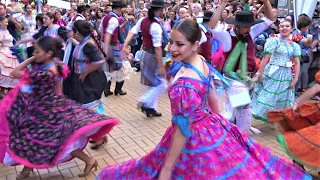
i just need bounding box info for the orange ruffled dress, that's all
[267,71,320,169]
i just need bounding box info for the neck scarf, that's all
[223,41,248,81]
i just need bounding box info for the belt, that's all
[142,46,155,54]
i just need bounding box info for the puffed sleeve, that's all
[292,42,301,58]
[169,85,202,138]
[263,37,280,55]
[83,43,105,63]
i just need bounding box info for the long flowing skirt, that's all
[0,48,19,89]
[0,79,118,169]
[251,64,294,122]
[97,113,311,179]
[268,102,320,169]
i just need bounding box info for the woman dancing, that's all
[0,16,19,98]
[97,19,311,180]
[0,36,118,179]
[268,70,320,173]
[15,12,68,59]
[251,19,301,122]
[63,20,108,149]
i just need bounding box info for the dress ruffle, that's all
[268,102,320,169]
[98,77,310,180]
[104,61,135,82]
[0,67,119,169]
[0,48,19,88]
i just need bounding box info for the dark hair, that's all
[36,36,63,58]
[95,8,104,19]
[45,12,57,24]
[73,20,91,36]
[0,3,6,10]
[297,15,312,30]
[73,20,105,57]
[148,7,162,20]
[280,19,293,28]
[36,14,44,24]
[24,4,32,11]
[0,16,6,22]
[172,19,201,44]
[77,5,88,14]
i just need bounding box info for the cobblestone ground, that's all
[0,73,319,180]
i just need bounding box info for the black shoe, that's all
[104,81,113,97]
[114,90,127,96]
[114,81,127,96]
[137,102,147,114]
[145,108,162,117]
[104,90,113,97]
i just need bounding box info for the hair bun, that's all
[53,38,64,50]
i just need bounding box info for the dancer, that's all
[123,0,170,117]
[17,4,36,58]
[0,36,118,179]
[268,70,320,172]
[0,16,19,98]
[67,5,88,30]
[100,1,128,97]
[62,20,108,149]
[97,19,311,180]
[251,19,301,122]
[15,12,68,60]
[208,0,274,133]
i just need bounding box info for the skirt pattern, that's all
[104,61,134,82]
[0,47,19,89]
[140,51,161,87]
[0,69,118,169]
[98,113,311,179]
[268,102,320,169]
[251,64,294,122]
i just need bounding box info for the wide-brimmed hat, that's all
[203,11,213,20]
[225,11,264,27]
[107,1,127,8]
[149,0,170,8]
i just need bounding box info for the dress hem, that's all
[277,135,320,170]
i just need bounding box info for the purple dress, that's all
[0,63,118,169]
[97,63,311,179]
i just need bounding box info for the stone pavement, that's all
[0,73,319,180]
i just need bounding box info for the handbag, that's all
[223,75,251,108]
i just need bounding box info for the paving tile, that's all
[1,73,319,180]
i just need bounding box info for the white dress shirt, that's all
[130,17,163,48]
[99,15,119,35]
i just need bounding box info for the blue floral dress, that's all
[251,37,301,122]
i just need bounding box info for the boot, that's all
[104,81,113,97]
[114,81,127,96]
[145,108,162,117]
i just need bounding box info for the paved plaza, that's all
[0,73,319,180]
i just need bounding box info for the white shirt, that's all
[130,17,162,47]
[67,14,85,30]
[198,23,208,45]
[99,16,119,35]
[211,17,274,52]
